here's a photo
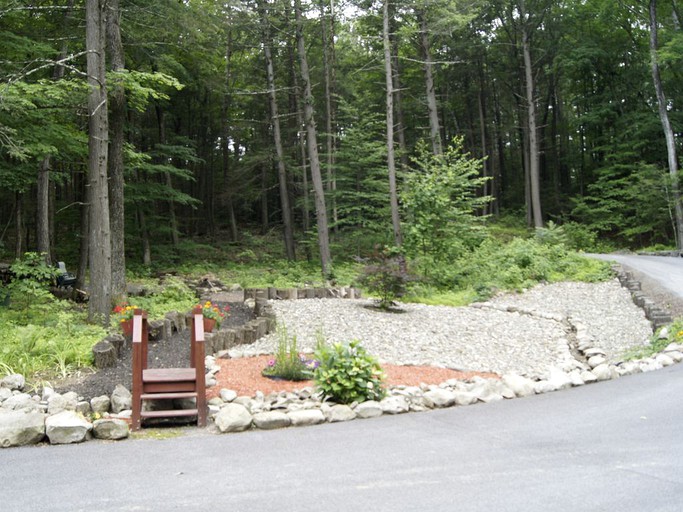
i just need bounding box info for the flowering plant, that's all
[262,324,318,381]
[198,301,230,327]
[112,303,137,323]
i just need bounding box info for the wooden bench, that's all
[131,307,207,431]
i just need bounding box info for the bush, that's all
[357,246,410,309]
[314,340,385,404]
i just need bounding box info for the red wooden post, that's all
[131,309,147,431]
[191,307,207,427]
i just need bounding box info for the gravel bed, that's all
[229,279,653,378]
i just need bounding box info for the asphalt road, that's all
[591,253,683,299]
[2,363,683,512]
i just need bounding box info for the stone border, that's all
[244,286,361,301]
[612,265,673,331]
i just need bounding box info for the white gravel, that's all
[229,279,653,378]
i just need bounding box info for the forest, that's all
[1,0,682,325]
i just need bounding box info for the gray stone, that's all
[655,353,675,367]
[325,404,357,422]
[287,409,326,426]
[208,397,223,407]
[664,342,683,353]
[588,355,607,369]
[580,370,598,384]
[253,411,291,430]
[354,401,383,419]
[92,419,129,440]
[76,401,91,415]
[215,403,253,433]
[45,411,92,445]
[0,411,45,447]
[583,347,606,357]
[1,374,25,391]
[423,389,456,408]
[534,380,557,394]
[90,395,111,415]
[502,374,535,398]
[41,386,56,402]
[567,370,585,387]
[47,394,77,415]
[592,364,615,381]
[452,391,478,406]
[0,387,12,403]
[546,367,573,391]
[3,393,38,412]
[111,384,132,414]
[380,396,410,414]
[666,350,683,363]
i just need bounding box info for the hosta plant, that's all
[314,340,385,404]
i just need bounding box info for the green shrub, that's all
[314,340,385,404]
[3,252,59,322]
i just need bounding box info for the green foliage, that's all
[3,252,58,321]
[624,320,683,360]
[357,246,410,309]
[314,340,386,405]
[402,138,491,261]
[261,324,317,381]
[128,276,197,321]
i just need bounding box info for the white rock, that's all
[667,351,683,363]
[534,380,557,394]
[664,342,683,352]
[219,389,238,402]
[0,387,11,403]
[215,403,252,433]
[452,391,478,406]
[583,347,606,358]
[325,404,356,422]
[567,371,585,387]
[253,411,291,430]
[0,411,45,447]
[580,370,598,384]
[287,409,325,426]
[379,396,410,414]
[592,364,615,381]
[354,401,383,419]
[423,389,456,408]
[1,374,25,391]
[546,367,573,390]
[92,419,129,440]
[110,385,132,414]
[655,353,675,367]
[588,355,607,369]
[45,411,92,445]
[503,373,535,397]
[41,386,55,402]
[3,393,39,412]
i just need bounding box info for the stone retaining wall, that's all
[612,265,673,331]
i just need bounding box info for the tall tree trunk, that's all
[76,176,89,292]
[36,157,51,264]
[295,0,331,277]
[389,3,408,171]
[221,13,239,243]
[14,193,23,258]
[384,0,403,248]
[260,0,296,260]
[418,11,442,156]
[86,0,112,325]
[154,107,179,246]
[319,0,338,233]
[650,0,683,248]
[477,58,490,213]
[107,0,126,301]
[521,2,543,228]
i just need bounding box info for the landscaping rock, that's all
[111,385,132,414]
[47,393,77,415]
[0,411,45,448]
[423,388,456,408]
[45,411,92,445]
[380,396,410,414]
[90,395,111,414]
[452,391,478,406]
[92,419,129,440]
[215,403,253,433]
[502,374,535,397]
[325,404,356,422]
[354,401,383,419]
[3,393,39,412]
[655,353,675,367]
[2,374,25,391]
[287,409,326,426]
[252,411,291,430]
[0,387,12,403]
[580,370,598,384]
[546,367,573,391]
[592,364,615,381]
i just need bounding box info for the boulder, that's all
[0,387,12,403]
[47,393,77,415]
[252,411,291,430]
[92,419,129,440]
[502,374,535,398]
[287,409,326,427]
[111,385,132,414]
[452,391,478,406]
[90,395,111,415]
[655,353,675,367]
[45,411,92,445]
[1,374,25,391]
[354,401,383,419]
[3,393,39,412]
[423,389,456,408]
[379,396,410,415]
[588,355,607,369]
[592,364,616,381]
[215,403,253,433]
[325,404,356,422]
[219,389,238,403]
[546,367,573,391]
[0,412,45,448]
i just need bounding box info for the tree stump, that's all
[92,340,117,369]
